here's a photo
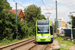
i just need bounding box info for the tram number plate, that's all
[42,36,44,37]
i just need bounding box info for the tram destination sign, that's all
[37,20,49,25]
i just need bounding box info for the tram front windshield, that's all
[37,20,49,33]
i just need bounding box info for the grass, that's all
[54,36,75,50]
[25,35,35,39]
[0,36,34,46]
[0,39,20,46]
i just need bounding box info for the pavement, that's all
[70,46,75,50]
[51,40,60,50]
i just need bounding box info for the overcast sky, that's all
[7,0,75,23]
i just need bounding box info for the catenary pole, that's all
[16,3,17,39]
[70,12,73,40]
[56,0,58,34]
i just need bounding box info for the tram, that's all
[35,20,53,42]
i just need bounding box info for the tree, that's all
[24,4,46,27]
[68,15,75,28]
[0,10,16,40]
[0,0,12,11]
[24,4,40,22]
[39,14,46,20]
[0,1,35,40]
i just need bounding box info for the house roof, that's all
[9,9,22,15]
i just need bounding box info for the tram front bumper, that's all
[36,38,51,42]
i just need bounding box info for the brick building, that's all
[9,9,25,22]
[55,18,66,33]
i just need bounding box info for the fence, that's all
[64,29,75,38]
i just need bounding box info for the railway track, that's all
[0,38,53,50]
[0,38,35,50]
[28,43,52,50]
[44,44,52,50]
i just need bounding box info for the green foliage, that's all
[55,37,75,50]
[59,46,70,50]
[68,15,75,27]
[24,4,46,28]
[0,0,36,44]
[0,0,34,43]
[72,16,75,27]
[53,23,56,33]
[0,38,19,46]
[0,10,16,40]
[39,14,46,20]
[55,37,74,46]
[0,10,34,40]
[0,0,12,11]
[17,17,35,39]
[0,35,34,46]
[24,4,41,22]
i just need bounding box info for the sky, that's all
[7,0,75,23]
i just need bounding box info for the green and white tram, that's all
[35,20,53,42]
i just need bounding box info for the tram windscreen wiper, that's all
[37,20,49,33]
[37,25,49,33]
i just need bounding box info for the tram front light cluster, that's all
[36,36,41,38]
[36,36,50,38]
[46,36,50,38]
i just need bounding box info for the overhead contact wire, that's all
[41,0,49,13]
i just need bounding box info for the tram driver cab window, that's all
[50,26,53,35]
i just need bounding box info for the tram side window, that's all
[37,27,40,33]
[37,27,40,31]
[50,26,53,35]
